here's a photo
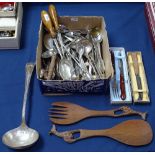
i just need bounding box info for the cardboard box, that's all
[36,16,113,95]
[0,2,23,49]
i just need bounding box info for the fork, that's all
[49,102,147,125]
[112,77,119,100]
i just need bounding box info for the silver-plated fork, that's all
[112,77,119,100]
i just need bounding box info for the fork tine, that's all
[50,118,67,125]
[52,102,68,107]
[49,111,67,115]
[49,114,67,119]
[49,107,67,112]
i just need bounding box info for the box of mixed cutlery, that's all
[0,2,17,17]
[0,2,22,49]
[110,48,150,104]
[36,6,113,95]
[110,47,132,104]
[127,52,150,103]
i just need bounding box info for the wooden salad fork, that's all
[49,102,147,125]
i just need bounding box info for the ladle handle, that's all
[49,4,59,31]
[21,63,35,125]
[41,10,56,38]
[47,54,57,80]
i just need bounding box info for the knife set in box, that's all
[110,48,150,104]
[127,52,150,103]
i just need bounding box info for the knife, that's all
[131,53,143,100]
[111,51,117,88]
[118,58,126,100]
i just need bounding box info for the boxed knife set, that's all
[0,2,22,49]
[110,48,132,104]
[127,52,150,103]
[110,48,150,104]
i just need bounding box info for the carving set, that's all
[110,48,149,104]
[1,4,153,150]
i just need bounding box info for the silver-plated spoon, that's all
[80,39,100,78]
[42,50,53,59]
[90,27,105,76]
[44,33,54,50]
[58,56,74,80]
[2,63,39,149]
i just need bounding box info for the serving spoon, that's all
[50,120,153,146]
[2,63,39,149]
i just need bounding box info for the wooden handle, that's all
[90,106,146,119]
[47,54,57,80]
[120,73,126,100]
[48,4,59,31]
[41,10,56,38]
[131,53,139,75]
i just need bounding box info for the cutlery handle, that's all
[41,10,56,38]
[120,73,126,100]
[50,125,108,143]
[111,51,115,72]
[60,129,108,143]
[131,53,139,75]
[90,106,146,119]
[47,54,57,80]
[49,4,59,31]
[22,63,35,125]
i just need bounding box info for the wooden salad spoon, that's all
[50,119,153,146]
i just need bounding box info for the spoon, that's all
[90,27,105,76]
[50,120,153,146]
[42,50,53,59]
[58,56,74,80]
[77,44,91,80]
[2,63,39,149]
[43,33,53,50]
[80,39,100,78]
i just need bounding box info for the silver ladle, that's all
[2,63,39,149]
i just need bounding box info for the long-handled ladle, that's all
[2,63,39,149]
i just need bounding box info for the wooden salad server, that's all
[49,102,147,125]
[50,120,153,146]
